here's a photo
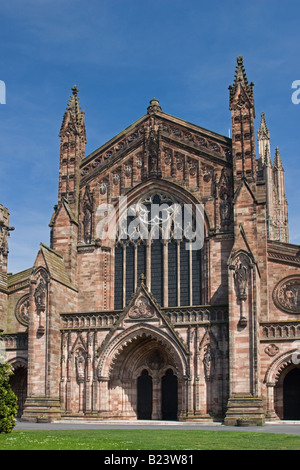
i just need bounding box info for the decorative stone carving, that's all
[99,182,107,195]
[219,192,232,227]
[83,207,92,244]
[230,253,252,327]
[234,261,248,301]
[203,345,215,381]
[146,350,166,371]
[218,169,233,228]
[125,165,132,177]
[202,164,213,182]
[15,295,30,326]
[273,276,300,314]
[164,148,172,165]
[75,349,86,383]
[82,186,93,244]
[0,205,14,258]
[264,344,279,357]
[34,277,47,312]
[188,158,197,176]
[147,128,161,177]
[147,98,162,115]
[113,172,120,185]
[128,295,155,319]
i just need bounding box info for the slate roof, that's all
[39,243,77,291]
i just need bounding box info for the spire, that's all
[59,85,86,143]
[258,112,271,163]
[273,147,284,171]
[229,56,256,183]
[258,112,270,139]
[57,86,87,210]
[264,143,272,167]
[229,56,255,110]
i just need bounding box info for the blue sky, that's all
[1,0,300,273]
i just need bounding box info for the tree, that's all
[0,361,18,433]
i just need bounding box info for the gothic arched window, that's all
[114,193,202,309]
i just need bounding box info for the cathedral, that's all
[1,57,300,424]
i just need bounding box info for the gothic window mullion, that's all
[177,240,180,306]
[146,239,151,291]
[168,239,178,308]
[180,240,190,306]
[134,244,138,291]
[114,244,123,310]
[137,241,146,285]
[151,238,163,306]
[189,242,193,306]
[163,240,168,307]
[123,244,126,308]
[125,243,135,305]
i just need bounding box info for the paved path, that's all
[15,419,300,435]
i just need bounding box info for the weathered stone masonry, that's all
[1,57,300,424]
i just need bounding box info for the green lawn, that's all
[0,429,300,450]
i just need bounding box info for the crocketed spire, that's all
[59,85,86,142]
[229,56,255,109]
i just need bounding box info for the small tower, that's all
[0,204,14,331]
[258,112,271,163]
[0,204,14,274]
[257,112,289,243]
[272,147,289,242]
[258,112,274,233]
[229,56,256,186]
[58,85,86,216]
[49,87,86,284]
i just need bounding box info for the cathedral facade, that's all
[1,57,300,424]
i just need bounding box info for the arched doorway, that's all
[162,369,178,420]
[137,369,153,419]
[9,365,27,418]
[100,325,187,420]
[284,368,300,420]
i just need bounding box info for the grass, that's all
[0,429,300,450]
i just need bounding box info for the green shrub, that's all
[0,362,18,433]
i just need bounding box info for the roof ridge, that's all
[40,242,64,259]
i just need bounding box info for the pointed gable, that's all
[49,198,78,229]
[34,243,77,291]
[228,224,257,268]
[97,280,189,358]
[79,97,232,188]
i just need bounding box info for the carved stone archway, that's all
[96,325,188,419]
[8,358,28,418]
[264,350,300,420]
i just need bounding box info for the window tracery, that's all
[114,193,202,309]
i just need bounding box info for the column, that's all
[152,375,161,420]
[265,382,279,420]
